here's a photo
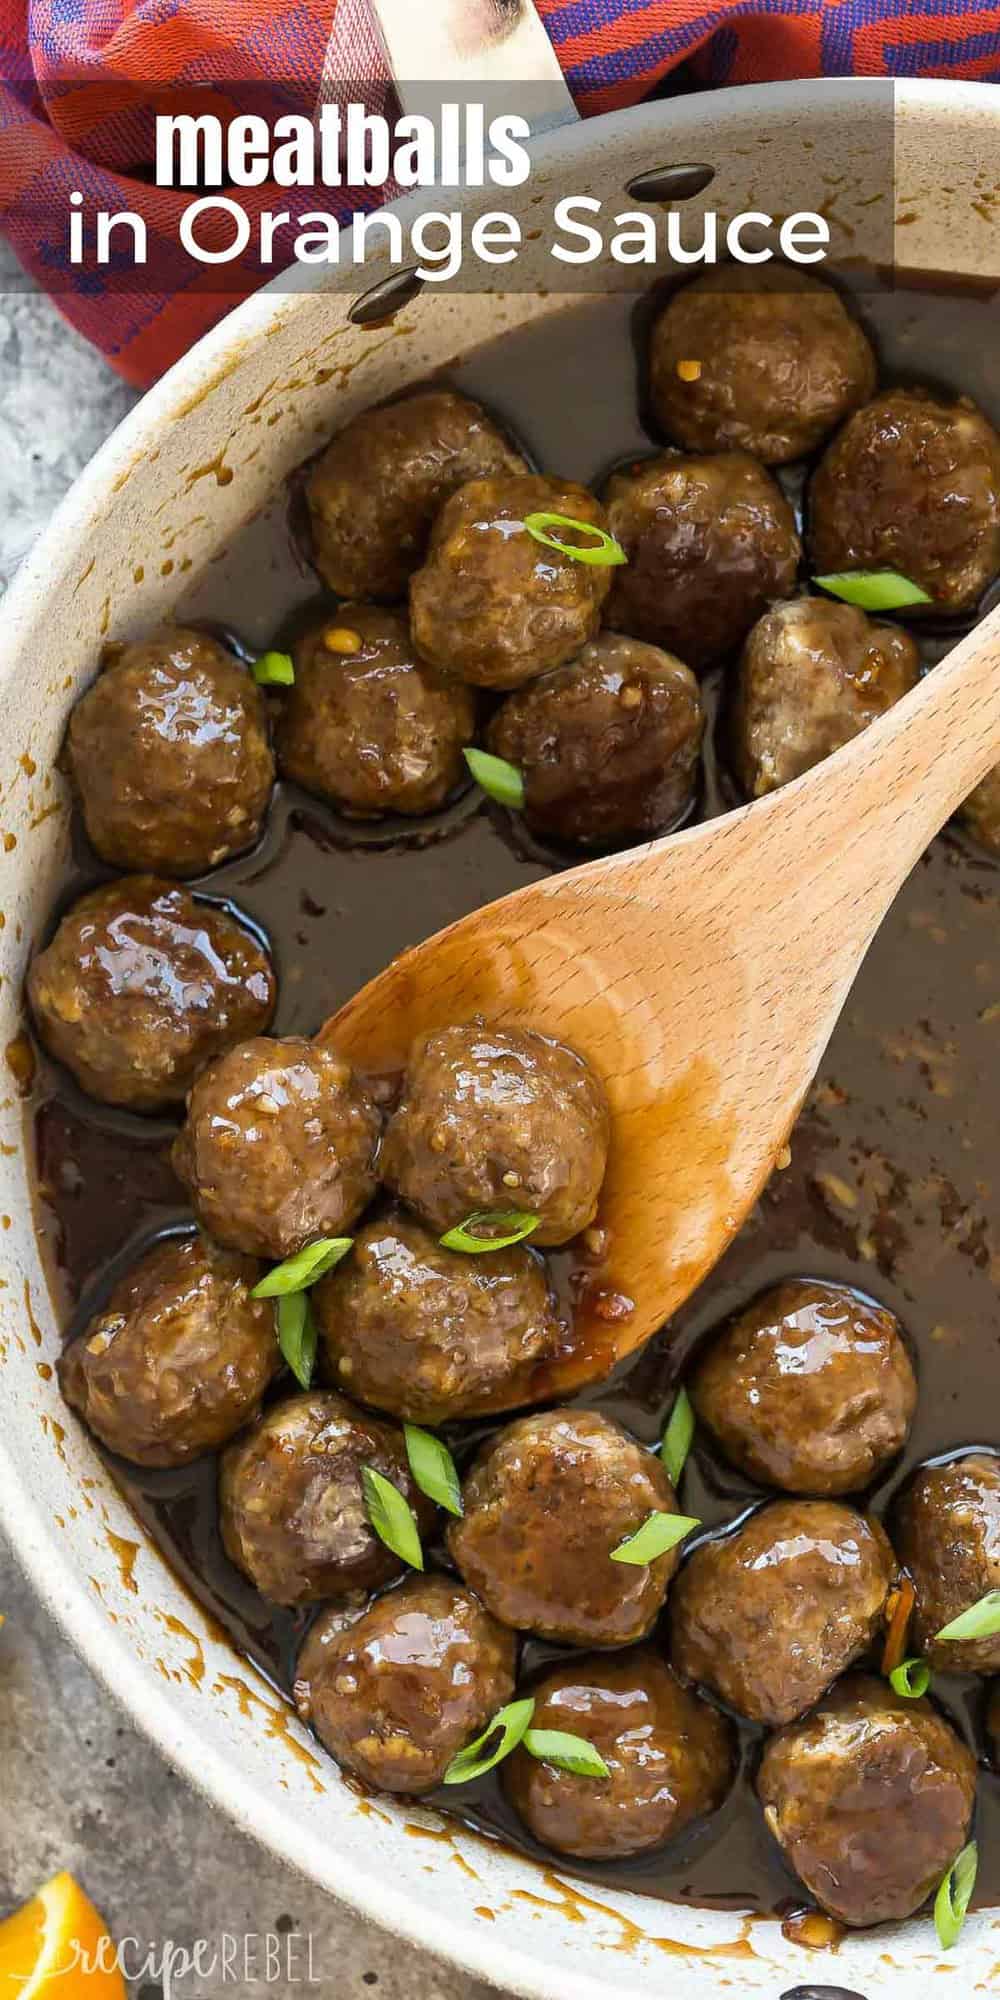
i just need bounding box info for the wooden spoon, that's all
[321,606,1000,1404]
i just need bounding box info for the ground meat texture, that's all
[960,762,1000,854]
[504,1650,733,1860]
[409,475,613,690]
[276,607,476,818]
[172,1037,381,1260]
[669,1500,895,1725]
[892,1452,1000,1673]
[810,387,1000,612]
[293,1576,516,1793]
[59,1233,277,1467]
[735,596,919,799]
[487,634,703,848]
[757,1674,976,1927]
[649,266,876,465]
[306,390,526,600]
[691,1279,917,1496]
[66,628,275,875]
[219,1391,437,1605]
[27,877,275,1113]
[448,1409,680,1647]
[381,1019,609,1247]
[603,453,800,669]
[314,1210,559,1421]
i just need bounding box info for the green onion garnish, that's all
[661,1387,695,1487]
[277,1291,318,1389]
[935,1590,1000,1644]
[610,1512,700,1566]
[523,511,628,568]
[252,1237,354,1298]
[522,1729,610,1779]
[252,649,295,685]
[404,1423,463,1517]
[889,1656,931,1699]
[814,570,933,612]
[360,1466,424,1571]
[464,748,525,810]
[442,1698,535,1785]
[934,1840,978,1951]
[440,1211,540,1254]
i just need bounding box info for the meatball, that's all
[960,761,1000,854]
[649,265,876,464]
[293,1576,516,1793]
[314,1210,560,1421]
[276,606,476,818]
[59,1233,277,1467]
[66,628,275,875]
[504,1650,733,1859]
[219,1390,436,1605]
[410,475,613,690]
[735,595,919,798]
[757,1674,976,1927]
[487,633,704,848]
[381,1020,609,1248]
[28,877,275,1112]
[691,1279,917,1496]
[172,1037,381,1261]
[810,387,1000,612]
[604,452,800,669]
[893,1452,1000,1673]
[448,1410,681,1647]
[669,1499,894,1725]
[306,389,525,600]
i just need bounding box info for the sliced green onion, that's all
[277,1291,318,1389]
[442,1698,535,1785]
[253,1238,354,1298]
[523,511,627,568]
[523,1729,610,1779]
[814,570,933,612]
[361,1466,424,1571]
[889,1656,931,1699]
[464,748,525,810]
[934,1840,978,1951]
[610,1512,700,1566]
[404,1423,463,1517]
[935,1589,1000,1645]
[252,649,295,685]
[661,1387,695,1488]
[440,1210,540,1254]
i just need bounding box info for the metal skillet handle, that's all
[368,0,579,127]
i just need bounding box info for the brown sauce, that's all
[25,272,1000,1924]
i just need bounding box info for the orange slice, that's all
[0,1872,125,2000]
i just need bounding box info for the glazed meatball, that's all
[381,1020,609,1247]
[314,1210,560,1421]
[960,761,1000,854]
[293,1576,516,1793]
[219,1391,436,1605]
[67,628,275,875]
[410,475,613,690]
[306,389,525,600]
[505,1650,733,1860]
[487,634,704,848]
[59,1233,277,1467]
[893,1452,1000,1673]
[810,387,1000,612]
[669,1499,894,1725]
[276,606,476,818]
[448,1409,681,1647]
[604,452,800,669]
[649,266,876,465]
[691,1279,917,1496]
[735,596,919,798]
[28,877,275,1112]
[758,1674,976,1927]
[172,1037,381,1261]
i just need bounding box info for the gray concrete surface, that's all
[0,243,496,2000]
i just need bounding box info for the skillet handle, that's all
[368,0,579,128]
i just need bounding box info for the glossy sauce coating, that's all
[892,1452,1000,1673]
